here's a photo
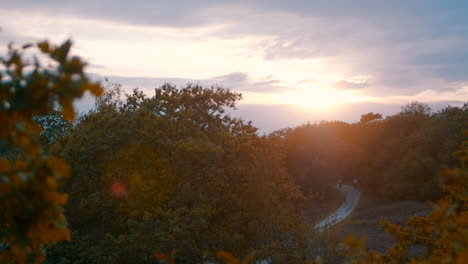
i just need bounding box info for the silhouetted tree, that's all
[359,112,382,123]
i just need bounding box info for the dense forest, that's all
[44,84,309,263]
[1,41,467,264]
[275,102,467,201]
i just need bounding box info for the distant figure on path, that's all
[352,178,358,187]
[338,178,343,189]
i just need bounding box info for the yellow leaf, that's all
[0,159,11,173]
[46,157,70,178]
[456,249,468,264]
[217,251,241,264]
[88,82,103,96]
[60,98,75,121]
[37,41,50,53]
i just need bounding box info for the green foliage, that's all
[345,131,468,264]
[276,102,468,201]
[46,84,308,263]
[33,112,70,147]
[400,101,432,117]
[0,40,102,263]
[271,121,351,195]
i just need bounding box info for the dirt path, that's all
[315,184,360,231]
[208,185,361,264]
[255,185,361,264]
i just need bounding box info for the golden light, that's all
[281,87,360,111]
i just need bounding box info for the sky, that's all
[1,0,467,132]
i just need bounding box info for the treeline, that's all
[43,84,310,263]
[40,86,467,263]
[273,102,468,201]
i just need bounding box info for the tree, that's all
[0,40,102,263]
[46,84,308,263]
[276,102,467,202]
[33,111,70,147]
[400,101,431,116]
[346,130,468,264]
[359,112,382,123]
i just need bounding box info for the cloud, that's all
[87,71,287,95]
[335,80,370,90]
[334,75,374,90]
[170,2,468,99]
[212,72,248,83]
[2,1,468,103]
[411,47,468,82]
[211,72,286,93]
[0,28,37,46]
[0,0,217,28]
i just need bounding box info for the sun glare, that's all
[282,87,360,111]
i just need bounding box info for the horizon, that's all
[74,88,466,133]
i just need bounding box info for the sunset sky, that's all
[1,0,467,131]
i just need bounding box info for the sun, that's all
[285,87,353,111]
[294,90,338,110]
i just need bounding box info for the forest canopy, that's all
[274,102,467,201]
[44,84,309,263]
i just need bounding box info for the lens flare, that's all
[110,181,128,198]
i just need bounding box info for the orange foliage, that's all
[0,40,102,263]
